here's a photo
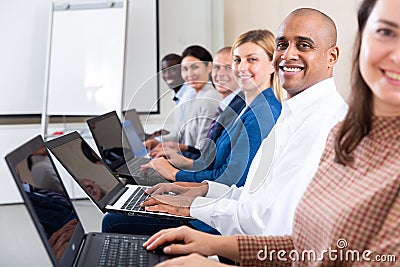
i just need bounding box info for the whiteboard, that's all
[44,0,160,117]
[0,0,159,116]
[123,0,160,113]
[45,1,126,116]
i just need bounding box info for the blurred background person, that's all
[145,45,221,152]
[148,53,196,139]
[150,46,246,160]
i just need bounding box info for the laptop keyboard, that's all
[118,163,145,177]
[121,187,149,211]
[98,235,162,267]
[118,157,159,177]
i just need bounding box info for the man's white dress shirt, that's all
[171,84,196,135]
[218,88,241,112]
[190,78,348,236]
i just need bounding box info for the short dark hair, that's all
[181,45,213,64]
[162,53,181,63]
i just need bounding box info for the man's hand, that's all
[146,182,208,197]
[147,129,170,139]
[141,194,195,217]
[144,139,159,150]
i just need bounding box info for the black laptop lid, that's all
[5,135,86,267]
[86,111,135,170]
[46,132,124,212]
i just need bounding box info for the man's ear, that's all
[328,46,339,67]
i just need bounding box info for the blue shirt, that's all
[176,88,281,187]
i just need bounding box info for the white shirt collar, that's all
[173,84,190,101]
[282,78,337,118]
[220,88,241,111]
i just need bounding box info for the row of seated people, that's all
[103,29,284,235]
[104,2,400,266]
[21,2,399,265]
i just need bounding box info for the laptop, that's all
[86,111,166,185]
[5,135,174,267]
[123,109,170,140]
[46,131,191,220]
[122,119,148,158]
[123,109,146,141]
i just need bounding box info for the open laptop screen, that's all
[46,132,121,211]
[123,109,146,141]
[5,135,85,267]
[87,111,135,170]
[122,120,148,158]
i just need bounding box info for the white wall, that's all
[0,0,51,115]
[1,0,363,203]
[224,0,360,100]
[144,0,224,128]
[0,0,221,204]
[1,0,159,116]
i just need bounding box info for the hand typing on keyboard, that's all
[140,157,179,181]
[140,194,193,217]
[145,182,208,198]
[143,226,229,266]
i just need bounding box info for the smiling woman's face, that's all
[180,56,211,92]
[232,42,274,93]
[359,0,400,116]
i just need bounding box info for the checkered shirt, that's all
[237,116,400,266]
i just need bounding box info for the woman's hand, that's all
[140,157,179,181]
[144,226,217,256]
[154,253,229,267]
[144,226,239,262]
[164,149,194,169]
[149,142,181,157]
